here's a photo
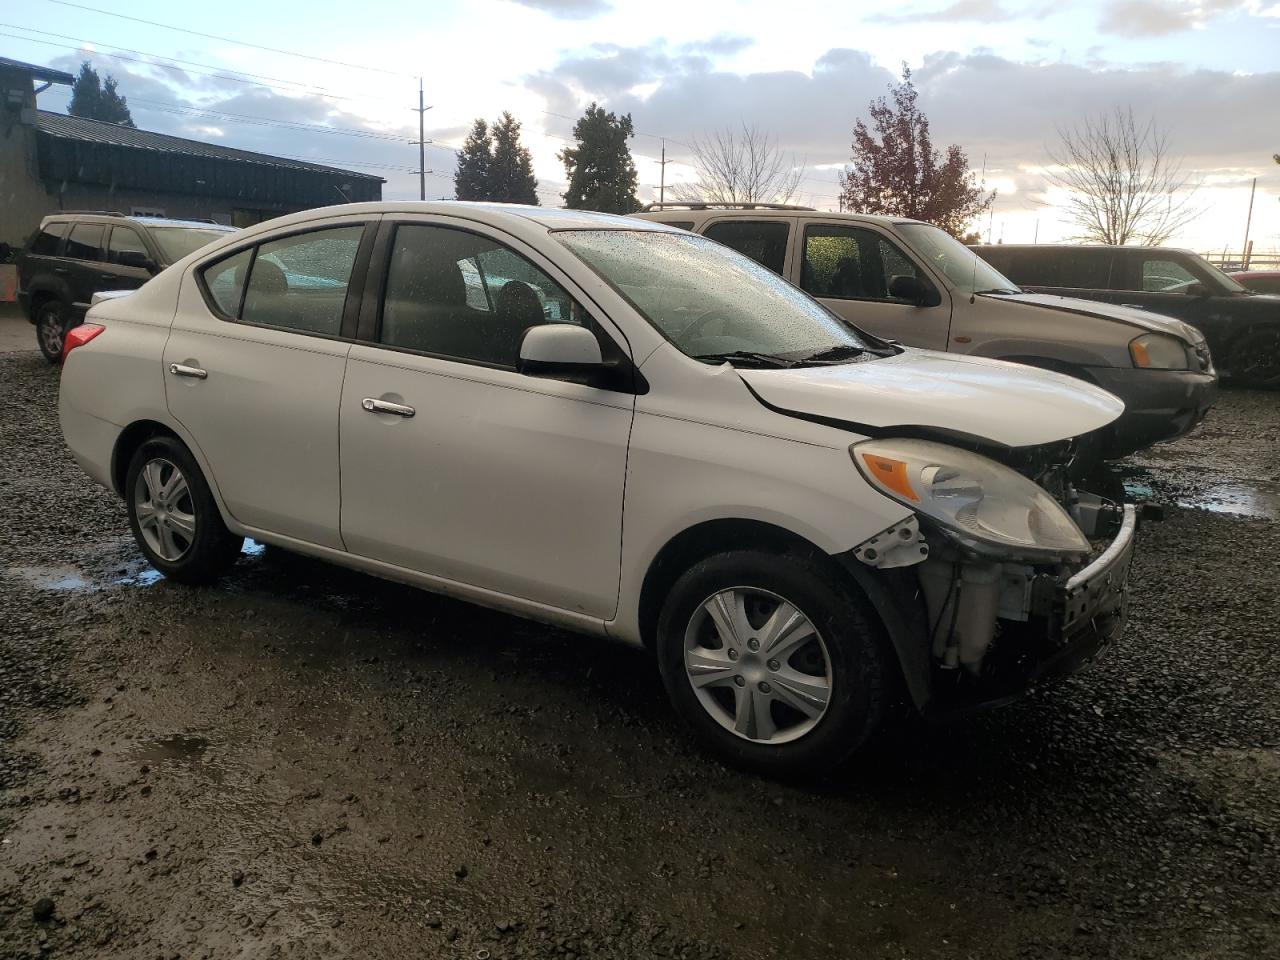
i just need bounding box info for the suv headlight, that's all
[1130,333,1189,370]
[852,438,1091,559]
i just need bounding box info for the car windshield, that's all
[897,222,1020,296]
[555,230,877,364]
[149,226,235,264]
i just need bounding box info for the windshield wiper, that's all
[793,344,870,363]
[973,287,1022,295]
[691,350,797,368]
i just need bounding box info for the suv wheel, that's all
[656,550,890,776]
[1230,328,1280,389]
[35,300,71,364]
[125,436,244,584]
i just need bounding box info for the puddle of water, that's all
[243,539,265,557]
[5,565,95,592]
[1179,481,1280,521]
[131,734,211,765]
[115,567,164,587]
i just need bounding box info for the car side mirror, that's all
[888,274,940,307]
[518,324,603,380]
[118,250,157,272]
[1185,281,1210,298]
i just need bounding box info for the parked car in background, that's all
[633,204,1216,459]
[972,244,1280,389]
[60,201,1141,775]
[1228,270,1280,296]
[18,212,237,363]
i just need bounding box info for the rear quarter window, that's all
[29,223,68,256]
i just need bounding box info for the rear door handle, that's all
[169,363,207,380]
[362,397,415,418]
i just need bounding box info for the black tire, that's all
[125,436,243,585]
[1229,328,1280,389]
[656,549,892,777]
[35,299,72,365]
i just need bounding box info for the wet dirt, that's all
[1,353,1278,959]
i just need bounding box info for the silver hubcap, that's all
[683,587,832,744]
[39,311,63,355]
[133,458,196,562]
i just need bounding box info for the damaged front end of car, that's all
[847,435,1141,711]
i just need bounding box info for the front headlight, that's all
[1130,333,1189,370]
[852,438,1091,559]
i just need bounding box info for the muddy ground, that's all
[1,350,1277,960]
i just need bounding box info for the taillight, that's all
[62,323,105,364]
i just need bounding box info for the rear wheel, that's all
[1230,328,1280,389]
[35,300,71,364]
[656,550,891,777]
[125,436,243,584]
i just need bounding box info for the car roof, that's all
[632,207,922,229]
[974,243,1197,255]
[41,213,237,231]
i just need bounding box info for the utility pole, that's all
[414,78,433,201]
[658,138,672,205]
[1242,176,1257,268]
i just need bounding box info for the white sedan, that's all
[60,202,1137,775]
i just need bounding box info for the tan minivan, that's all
[631,204,1216,458]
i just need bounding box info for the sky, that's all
[4,0,1279,252]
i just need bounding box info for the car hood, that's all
[737,350,1124,449]
[993,292,1203,343]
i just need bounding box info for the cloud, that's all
[498,0,611,19]
[1098,0,1252,35]
[870,0,1021,23]
[530,42,1280,213]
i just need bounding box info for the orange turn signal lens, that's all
[860,453,919,502]
[1130,340,1151,367]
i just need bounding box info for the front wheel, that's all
[1230,328,1280,389]
[125,436,244,585]
[35,300,71,364]
[656,550,891,777]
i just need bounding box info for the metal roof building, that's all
[1,57,384,247]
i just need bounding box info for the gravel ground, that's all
[1,351,1277,960]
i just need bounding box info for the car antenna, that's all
[969,154,986,305]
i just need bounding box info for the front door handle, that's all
[362,397,415,418]
[169,362,207,380]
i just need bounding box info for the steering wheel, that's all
[675,308,739,350]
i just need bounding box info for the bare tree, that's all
[672,124,803,205]
[1046,107,1200,245]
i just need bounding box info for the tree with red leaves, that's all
[839,67,992,238]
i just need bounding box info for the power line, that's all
[38,0,410,76]
[2,22,338,96]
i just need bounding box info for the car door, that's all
[795,220,949,350]
[62,222,108,317]
[100,225,154,293]
[165,215,375,550]
[338,217,635,620]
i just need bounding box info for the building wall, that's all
[43,183,306,227]
[0,67,58,250]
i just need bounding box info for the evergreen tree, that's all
[487,112,539,205]
[559,103,640,213]
[839,66,990,238]
[68,62,135,127]
[453,119,493,201]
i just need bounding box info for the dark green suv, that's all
[18,212,237,363]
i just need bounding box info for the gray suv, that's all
[18,212,236,363]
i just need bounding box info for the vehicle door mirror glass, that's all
[117,250,157,271]
[888,274,931,305]
[518,324,603,379]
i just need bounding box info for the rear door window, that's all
[64,223,105,262]
[1011,249,1112,289]
[29,222,67,255]
[702,220,790,275]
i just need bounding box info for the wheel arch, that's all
[636,517,933,711]
[110,419,236,534]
